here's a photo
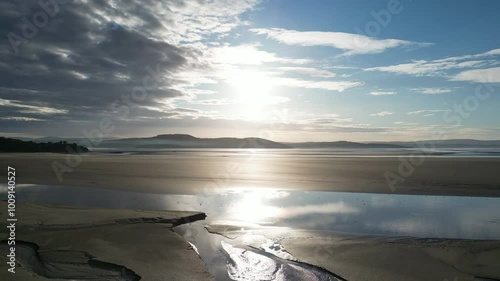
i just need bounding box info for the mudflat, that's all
[1,153,500,196]
[206,225,500,281]
[0,201,213,281]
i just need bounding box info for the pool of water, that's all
[2,184,500,280]
[3,184,499,240]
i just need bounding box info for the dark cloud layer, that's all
[0,0,208,135]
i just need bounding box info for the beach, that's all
[1,152,500,197]
[205,225,500,281]
[2,152,500,280]
[3,0,499,280]
[0,201,213,281]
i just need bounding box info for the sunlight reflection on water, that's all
[2,184,500,239]
[2,184,500,280]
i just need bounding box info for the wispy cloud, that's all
[250,28,432,55]
[394,121,419,125]
[369,91,398,96]
[277,67,336,78]
[0,117,45,121]
[450,67,500,83]
[366,48,500,76]
[306,113,354,124]
[272,77,362,92]
[410,88,453,94]
[370,111,394,117]
[0,98,68,115]
[407,109,450,115]
[213,44,310,65]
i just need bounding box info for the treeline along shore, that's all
[0,137,89,153]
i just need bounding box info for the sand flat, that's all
[280,231,500,281]
[1,153,500,196]
[0,201,214,281]
[206,226,500,281]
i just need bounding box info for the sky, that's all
[0,0,499,142]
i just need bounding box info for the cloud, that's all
[189,98,233,106]
[0,0,261,134]
[272,77,362,92]
[370,111,393,117]
[394,121,418,125]
[251,28,432,55]
[366,60,487,76]
[213,44,310,65]
[217,68,362,93]
[0,98,68,116]
[309,117,354,124]
[410,88,453,94]
[407,109,450,115]
[450,67,500,83]
[369,91,398,96]
[277,67,336,78]
[0,117,44,121]
[304,113,354,125]
[366,48,500,76]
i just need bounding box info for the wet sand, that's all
[207,226,500,281]
[1,153,500,196]
[0,201,214,281]
[280,231,500,281]
[2,152,499,279]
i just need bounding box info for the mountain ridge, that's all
[5,134,500,150]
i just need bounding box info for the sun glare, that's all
[230,70,274,104]
[227,189,285,223]
[228,69,276,120]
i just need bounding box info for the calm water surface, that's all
[3,184,499,239]
[2,184,500,280]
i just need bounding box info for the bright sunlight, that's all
[228,69,276,120]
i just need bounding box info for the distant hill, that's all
[373,139,500,148]
[100,134,291,149]
[289,141,408,149]
[7,135,500,151]
[0,137,90,153]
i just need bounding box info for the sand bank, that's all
[1,153,500,196]
[207,225,500,281]
[281,231,500,281]
[0,201,214,281]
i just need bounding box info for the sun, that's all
[229,69,274,105]
[227,69,276,120]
